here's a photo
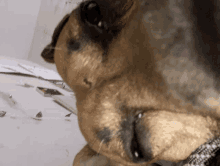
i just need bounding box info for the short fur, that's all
[41,0,220,165]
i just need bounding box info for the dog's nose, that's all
[121,113,152,163]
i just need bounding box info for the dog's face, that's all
[42,0,220,165]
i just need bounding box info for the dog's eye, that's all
[82,1,106,30]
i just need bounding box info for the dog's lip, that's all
[122,113,152,163]
[130,124,145,161]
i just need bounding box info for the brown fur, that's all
[41,0,220,165]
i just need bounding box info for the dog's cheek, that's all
[54,42,68,83]
[53,13,82,84]
[75,91,134,164]
[145,111,215,162]
[53,23,103,90]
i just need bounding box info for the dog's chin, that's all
[78,108,217,165]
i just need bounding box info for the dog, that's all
[41,0,220,165]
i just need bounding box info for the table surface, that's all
[0,57,86,166]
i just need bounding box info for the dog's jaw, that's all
[74,74,219,164]
[145,111,217,162]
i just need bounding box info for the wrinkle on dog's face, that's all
[41,0,220,165]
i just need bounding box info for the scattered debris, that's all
[65,113,72,117]
[0,111,6,117]
[36,112,42,118]
[16,83,34,88]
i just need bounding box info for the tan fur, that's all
[41,0,220,165]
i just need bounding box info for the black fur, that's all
[41,14,70,62]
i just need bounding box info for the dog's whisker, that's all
[63,30,70,38]
[117,141,120,151]
[97,139,104,154]
[90,138,97,147]
[108,131,123,155]
[47,46,62,50]
[111,131,120,139]
[107,131,120,151]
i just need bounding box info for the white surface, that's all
[0,114,85,166]
[19,64,62,80]
[28,0,82,71]
[0,57,86,166]
[0,0,42,59]
[0,65,14,73]
[0,55,62,80]
[52,95,78,115]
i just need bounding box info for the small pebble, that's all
[65,113,72,117]
[36,112,42,118]
[0,111,6,117]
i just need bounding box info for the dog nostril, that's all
[130,113,151,163]
[131,115,144,161]
[131,128,144,161]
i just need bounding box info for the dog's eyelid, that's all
[87,2,97,9]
